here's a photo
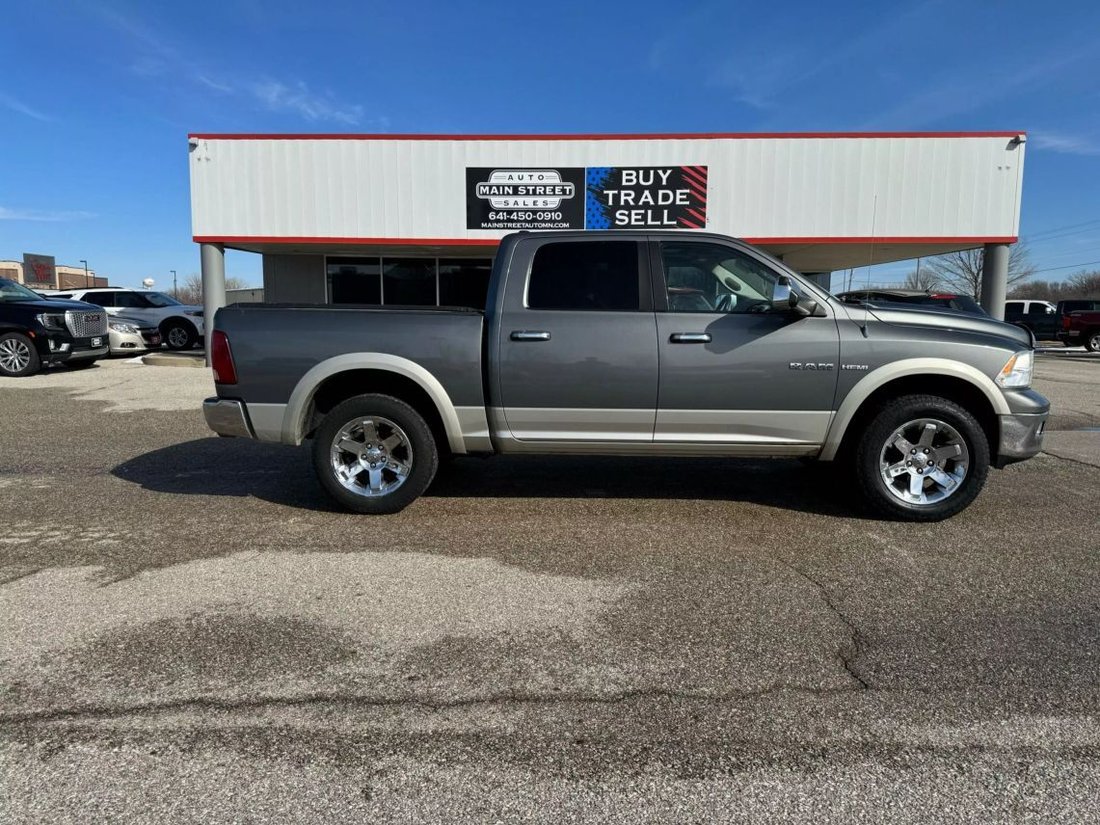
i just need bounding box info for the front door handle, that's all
[670,332,711,344]
[511,330,551,342]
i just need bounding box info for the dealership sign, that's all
[466,166,707,230]
[22,253,56,287]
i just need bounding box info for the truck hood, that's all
[841,302,1033,348]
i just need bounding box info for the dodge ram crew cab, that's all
[203,231,1050,521]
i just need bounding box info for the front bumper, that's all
[108,327,162,353]
[203,397,255,438]
[995,412,1048,467]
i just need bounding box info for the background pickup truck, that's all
[1061,309,1100,351]
[205,231,1049,521]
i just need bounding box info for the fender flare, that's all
[282,353,466,454]
[819,357,1009,460]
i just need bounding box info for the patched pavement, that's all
[2,356,1099,822]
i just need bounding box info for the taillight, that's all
[1062,314,1072,330]
[211,330,237,384]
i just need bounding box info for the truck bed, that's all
[215,304,486,409]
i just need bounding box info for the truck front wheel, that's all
[854,394,990,522]
[311,393,439,515]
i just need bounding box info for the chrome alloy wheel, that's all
[329,416,413,498]
[878,417,970,506]
[0,338,32,373]
[167,326,190,348]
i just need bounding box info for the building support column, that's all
[200,242,226,363]
[980,243,1009,321]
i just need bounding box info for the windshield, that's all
[144,292,182,307]
[0,278,45,303]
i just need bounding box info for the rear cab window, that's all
[527,241,641,311]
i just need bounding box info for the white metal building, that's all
[189,130,1026,345]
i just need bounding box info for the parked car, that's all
[1061,309,1100,352]
[108,316,162,354]
[203,231,1048,522]
[42,287,203,350]
[1004,300,1059,340]
[836,288,986,315]
[1055,299,1100,346]
[0,277,108,377]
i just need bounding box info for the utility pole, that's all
[171,270,177,299]
[80,259,89,288]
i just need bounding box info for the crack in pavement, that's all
[774,557,871,690]
[1041,451,1100,471]
[0,684,868,727]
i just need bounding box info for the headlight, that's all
[109,321,139,334]
[35,313,66,330]
[996,350,1033,389]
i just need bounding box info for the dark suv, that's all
[0,278,109,377]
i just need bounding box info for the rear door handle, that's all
[670,333,711,343]
[510,330,551,342]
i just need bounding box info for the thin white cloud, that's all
[195,74,234,94]
[250,80,364,125]
[0,92,51,122]
[1030,132,1100,157]
[0,206,97,222]
[91,5,376,126]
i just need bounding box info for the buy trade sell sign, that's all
[466,166,708,230]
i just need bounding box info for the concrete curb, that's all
[141,352,207,369]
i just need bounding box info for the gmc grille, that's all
[65,311,108,338]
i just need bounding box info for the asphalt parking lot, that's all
[2,353,1099,822]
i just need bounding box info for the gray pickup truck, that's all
[204,231,1049,521]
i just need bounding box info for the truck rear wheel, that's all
[311,393,438,515]
[854,394,990,522]
[1085,330,1100,352]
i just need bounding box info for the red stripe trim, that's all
[188,131,1026,142]
[687,208,707,222]
[681,166,707,185]
[194,234,1018,246]
[687,184,707,201]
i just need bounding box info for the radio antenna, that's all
[861,194,878,337]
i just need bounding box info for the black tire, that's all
[311,393,438,515]
[1085,330,1100,353]
[854,394,990,522]
[162,321,197,350]
[0,332,41,377]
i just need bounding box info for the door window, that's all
[660,242,780,313]
[82,292,115,307]
[527,241,640,311]
[113,292,149,308]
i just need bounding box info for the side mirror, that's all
[772,276,799,312]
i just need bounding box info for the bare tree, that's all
[921,244,1035,299]
[902,265,941,291]
[173,273,250,305]
[1008,269,1100,301]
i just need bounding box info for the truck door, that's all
[651,238,840,447]
[494,237,658,443]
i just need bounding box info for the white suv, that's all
[43,287,204,350]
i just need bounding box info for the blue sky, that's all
[2,0,1099,289]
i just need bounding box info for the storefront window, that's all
[327,258,381,304]
[327,256,494,307]
[382,258,436,306]
[439,259,492,308]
